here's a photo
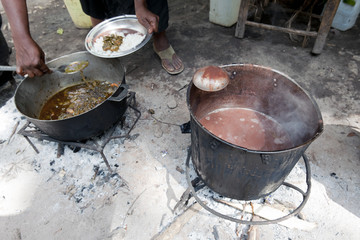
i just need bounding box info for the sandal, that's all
[153,44,184,75]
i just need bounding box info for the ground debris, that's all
[152,202,202,240]
[347,132,357,137]
[353,55,360,61]
[57,28,64,35]
[129,133,140,141]
[154,126,163,138]
[175,166,184,174]
[58,169,66,178]
[14,228,21,240]
[166,97,178,109]
[7,121,19,144]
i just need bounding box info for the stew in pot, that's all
[39,80,118,120]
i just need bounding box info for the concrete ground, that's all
[0,0,359,239]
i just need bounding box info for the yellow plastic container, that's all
[64,0,92,29]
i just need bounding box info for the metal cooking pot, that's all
[14,51,128,141]
[187,64,323,200]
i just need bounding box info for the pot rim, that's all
[186,63,324,154]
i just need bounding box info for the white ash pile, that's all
[0,97,138,212]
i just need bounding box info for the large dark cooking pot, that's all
[14,51,128,141]
[187,64,323,200]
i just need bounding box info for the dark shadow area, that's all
[0,79,17,108]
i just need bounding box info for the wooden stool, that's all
[235,0,341,54]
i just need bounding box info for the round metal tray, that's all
[85,15,152,58]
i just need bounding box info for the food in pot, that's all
[64,61,89,74]
[39,80,119,120]
[199,107,294,151]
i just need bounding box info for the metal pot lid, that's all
[85,15,152,58]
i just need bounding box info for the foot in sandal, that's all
[153,31,184,75]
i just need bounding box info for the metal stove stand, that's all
[17,92,140,172]
[176,147,311,225]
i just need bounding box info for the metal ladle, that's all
[192,65,230,92]
[0,60,89,75]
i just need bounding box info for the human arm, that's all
[1,0,50,77]
[134,0,159,33]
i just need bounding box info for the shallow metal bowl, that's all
[85,15,152,58]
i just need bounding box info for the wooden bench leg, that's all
[235,0,251,38]
[312,0,340,54]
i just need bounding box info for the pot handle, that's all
[108,84,129,102]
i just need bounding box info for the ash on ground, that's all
[0,97,139,213]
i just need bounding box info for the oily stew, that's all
[39,80,118,120]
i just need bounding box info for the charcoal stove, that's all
[17,92,140,172]
[174,147,311,225]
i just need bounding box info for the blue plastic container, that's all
[332,0,360,31]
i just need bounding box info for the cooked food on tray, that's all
[85,16,152,58]
[102,34,124,52]
[93,31,146,57]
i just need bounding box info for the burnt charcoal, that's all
[129,133,140,141]
[180,121,191,134]
[98,169,105,176]
[93,165,100,172]
[111,173,119,178]
[330,172,338,179]
[191,177,200,186]
[103,174,110,182]
[67,145,81,153]
[176,166,185,174]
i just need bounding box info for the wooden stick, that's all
[152,202,203,240]
[7,121,19,144]
[246,21,318,37]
